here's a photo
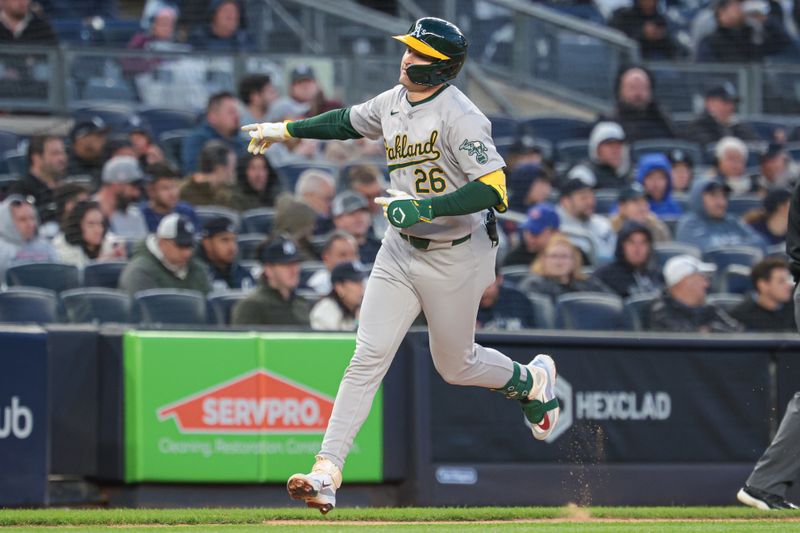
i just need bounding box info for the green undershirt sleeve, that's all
[429,180,502,217]
[285,108,363,140]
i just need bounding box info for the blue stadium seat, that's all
[0,130,20,154]
[299,261,326,289]
[555,292,629,331]
[98,19,140,46]
[487,115,519,140]
[158,129,192,169]
[527,292,556,329]
[207,290,250,325]
[624,292,659,331]
[703,246,764,270]
[134,289,207,325]
[631,139,704,166]
[555,139,590,166]
[707,293,745,314]
[60,288,132,324]
[594,189,619,215]
[653,242,702,269]
[195,205,241,231]
[717,264,753,294]
[0,287,58,323]
[727,196,762,217]
[73,104,138,132]
[139,108,199,139]
[6,262,80,293]
[240,208,275,235]
[2,150,26,177]
[741,118,790,142]
[519,116,593,145]
[500,265,533,288]
[276,163,339,193]
[237,233,267,261]
[51,18,86,44]
[81,77,137,102]
[83,260,128,289]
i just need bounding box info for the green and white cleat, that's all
[287,456,342,514]
[521,354,560,441]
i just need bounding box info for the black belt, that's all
[399,232,471,250]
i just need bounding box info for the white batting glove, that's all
[241,121,293,155]
[374,188,414,216]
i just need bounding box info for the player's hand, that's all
[374,189,433,228]
[241,121,293,154]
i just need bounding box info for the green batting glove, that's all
[375,189,434,228]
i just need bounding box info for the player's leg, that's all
[288,232,422,513]
[738,392,800,509]
[416,228,559,439]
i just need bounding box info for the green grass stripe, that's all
[1,507,800,527]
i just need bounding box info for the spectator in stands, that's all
[0,195,58,280]
[231,235,311,326]
[507,163,552,213]
[93,156,148,240]
[272,194,319,262]
[477,267,537,330]
[104,136,137,161]
[609,0,680,59]
[744,187,791,246]
[268,65,333,121]
[53,183,90,226]
[130,3,179,47]
[66,117,109,186]
[141,161,199,232]
[307,231,359,296]
[52,200,126,269]
[675,177,767,253]
[128,125,167,168]
[567,121,630,190]
[118,213,210,295]
[238,74,278,127]
[526,234,609,301]
[730,257,795,331]
[636,152,683,219]
[610,182,671,242]
[556,178,616,264]
[189,0,249,51]
[503,204,560,267]
[685,83,759,146]
[343,164,388,238]
[698,0,795,62]
[667,148,694,193]
[593,221,664,299]
[181,92,244,173]
[611,66,678,142]
[752,143,793,193]
[310,261,368,331]
[296,168,336,235]
[331,191,382,265]
[180,140,241,209]
[650,254,742,332]
[505,135,547,174]
[198,216,254,292]
[233,153,283,210]
[714,136,756,196]
[0,0,57,43]
[10,135,66,226]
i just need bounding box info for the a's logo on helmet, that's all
[411,24,433,39]
[459,139,489,164]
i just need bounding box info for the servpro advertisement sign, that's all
[124,332,382,483]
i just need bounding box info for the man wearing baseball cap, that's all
[331,191,381,264]
[649,254,742,332]
[93,155,149,240]
[118,213,211,296]
[231,235,311,326]
[310,261,369,331]
[503,204,559,267]
[686,83,758,146]
[66,115,109,185]
[556,178,616,264]
[611,181,671,242]
[198,216,254,291]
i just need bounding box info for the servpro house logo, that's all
[157,370,334,434]
[545,375,672,443]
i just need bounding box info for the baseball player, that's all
[242,17,559,513]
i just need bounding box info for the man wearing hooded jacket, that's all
[592,221,664,299]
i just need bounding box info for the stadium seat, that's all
[73,104,138,133]
[707,293,745,314]
[159,129,192,168]
[555,139,590,167]
[81,76,137,102]
[139,108,199,139]
[239,260,262,280]
[624,292,659,331]
[718,264,753,294]
[275,163,339,193]
[240,208,276,235]
[527,292,556,329]
[594,189,619,215]
[2,150,26,176]
[0,130,20,154]
[741,118,790,142]
[237,234,267,261]
[500,265,533,288]
[134,289,208,325]
[60,288,132,324]
[727,196,762,217]
[299,261,326,289]
[195,205,241,231]
[555,292,629,331]
[0,287,58,323]
[703,246,764,270]
[653,242,702,269]
[631,139,703,166]
[519,116,593,145]
[207,290,250,325]
[487,115,519,140]
[6,262,80,293]
[83,260,128,289]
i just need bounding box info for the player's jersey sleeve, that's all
[446,112,505,181]
[349,87,396,140]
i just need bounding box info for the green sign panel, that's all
[124,331,382,483]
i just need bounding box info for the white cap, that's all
[663,255,716,287]
[589,121,625,161]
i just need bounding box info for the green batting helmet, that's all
[392,17,468,87]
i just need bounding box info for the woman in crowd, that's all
[309,261,367,331]
[234,153,283,210]
[524,234,609,301]
[52,201,127,268]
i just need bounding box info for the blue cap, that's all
[521,204,559,235]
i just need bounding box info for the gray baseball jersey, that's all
[349,84,505,240]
